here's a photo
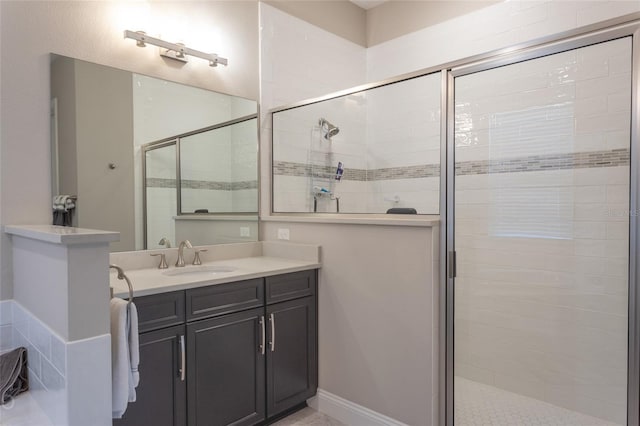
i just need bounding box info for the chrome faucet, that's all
[158,237,172,248]
[176,240,193,267]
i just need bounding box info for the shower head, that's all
[319,118,340,140]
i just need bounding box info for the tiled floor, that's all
[271,407,345,426]
[454,377,622,426]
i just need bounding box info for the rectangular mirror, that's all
[50,55,259,251]
[271,72,441,215]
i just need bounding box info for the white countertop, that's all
[4,224,119,245]
[111,256,321,298]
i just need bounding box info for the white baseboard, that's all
[308,389,410,426]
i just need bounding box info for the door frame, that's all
[440,16,640,426]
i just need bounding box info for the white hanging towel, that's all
[110,298,140,418]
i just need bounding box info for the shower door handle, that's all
[448,251,457,279]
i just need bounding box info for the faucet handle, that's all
[193,249,208,266]
[151,253,169,269]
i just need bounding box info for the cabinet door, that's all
[187,307,266,426]
[113,325,187,426]
[266,296,317,417]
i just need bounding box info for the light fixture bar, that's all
[124,30,228,67]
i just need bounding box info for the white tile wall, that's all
[264,1,367,214]
[146,187,177,249]
[231,118,259,185]
[182,189,232,214]
[259,4,367,110]
[366,0,640,83]
[260,2,367,216]
[272,73,441,214]
[2,300,68,425]
[231,189,259,212]
[454,37,632,424]
[0,300,112,426]
[365,73,441,212]
[181,127,232,182]
[0,301,13,354]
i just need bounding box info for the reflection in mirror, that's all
[50,54,259,252]
[142,116,259,249]
[272,73,440,214]
[144,142,177,250]
[179,117,258,214]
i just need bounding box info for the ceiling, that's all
[349,0,388,10]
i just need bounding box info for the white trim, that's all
[262,214,439,227]
[308,389,411,426]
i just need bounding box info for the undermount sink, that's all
[162,265,238,277]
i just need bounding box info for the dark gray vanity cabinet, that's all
[113,325,187,426]
[187,308,266,426]
[134,326,187,426]
[114,292,187,426]
[264,271,318,418]
[266,296,317,417]
[114,269,317,426]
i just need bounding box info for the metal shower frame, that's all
[268,11,640,426]
[441,13,640,426]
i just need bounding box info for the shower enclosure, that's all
[444,16,639,426]
[269,12,640,426]
[451,35,632,426]
[271,74,441,214]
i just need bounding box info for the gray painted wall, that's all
[265,0,367,46]
[261,221,439,425]
[366,1,500,46]
[74,60,135,252]
[265,0,499,48]
[51,56,78,205]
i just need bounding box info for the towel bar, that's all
[109,264,134,304]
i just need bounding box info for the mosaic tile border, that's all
[147,178,258,190]
[273,148,630,180]
[370,164,440,180]
[455,148,630,176]
[273,161,440,181]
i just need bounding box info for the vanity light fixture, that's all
[124,30,228,67]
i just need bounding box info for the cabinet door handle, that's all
[259,316,265,355]
[179,334,186,382]
[269,313,276,352]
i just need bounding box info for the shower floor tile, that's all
[454,377,621,426]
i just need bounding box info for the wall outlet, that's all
[277,228,290,240]
[240,227,250,237]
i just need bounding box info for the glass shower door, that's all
[453,37,632,425]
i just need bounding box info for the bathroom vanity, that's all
[110,243,320,426]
